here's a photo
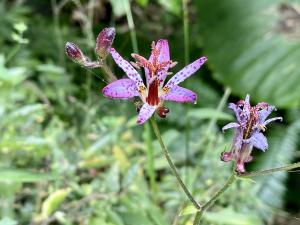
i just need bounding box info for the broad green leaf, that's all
[197,0,300,108]
[203,207,263,225]
[41,188,71,218]
[0,168,58,182]
[252,120,300,220]
[187,108,233,121]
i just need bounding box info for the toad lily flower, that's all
[102,40,207,124]
[221,95,282,173]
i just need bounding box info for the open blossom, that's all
[102,40,207,124]
[221,95,282,173]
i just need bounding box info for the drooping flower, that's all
[221,95,282,173]
[102,40,207,124]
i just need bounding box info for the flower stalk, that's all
[239,162,300,178]
[150,117,201,210]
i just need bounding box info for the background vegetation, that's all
[0,0,300,224]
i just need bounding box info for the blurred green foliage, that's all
[0,0,299,225]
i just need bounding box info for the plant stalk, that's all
[193,173,236,225]
[239,162,300,178]
[150,118,201,210]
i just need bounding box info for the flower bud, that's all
[157,106,170,118]
[65,42,85,64]
[95,27,115,60]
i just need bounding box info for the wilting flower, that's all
[102,40,207,124]
[95,27,116,60]
[221,95,282,173]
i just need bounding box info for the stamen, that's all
[169,61,178,68]
[130,61,141,69]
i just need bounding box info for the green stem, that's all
[5,44,21,64]
[182,0,191,185]
[124,0,138,53]
[144,122,156,193]
[101,62,117,82]
[239,162,300,178]
[207,87,231,132]
[150,118,201,210]
[51,0,66,66]
[193,173,236,225]
[182,0,190,64]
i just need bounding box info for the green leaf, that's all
[122,164,139,188]
[203,207,263,225]
[158,0,181,15]
[41,188,71,218]
[0,217,17,225]
[109,0,127,17]
[9,104,45,118]
[135,0,148,7]
[187,108,233,121]
[0,168,58,183]
[197,0,300,108]
[179,204,199,216]
[252,119,300,220]
[119,212,153,225]
[146,205,169,225]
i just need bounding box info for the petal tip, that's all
[136,118,144,125]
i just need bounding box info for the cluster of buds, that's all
[221,95,282,173]
[65,27,115,68]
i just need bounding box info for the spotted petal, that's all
[222,122,240,132]
[248,132,268,151]
[263,117,283,126]
[137,103,156,124]
[102,78,139,99]
[258,106,275,123]
[110,48,145,89]
[160,85,196,103]
[164,56,207,89]
[228,103,243,124]
[243,94,251,118]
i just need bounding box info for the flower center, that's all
[131,41,173,106]
[131,42,170,78]
[146,78,160,106]
[244,105,268,138]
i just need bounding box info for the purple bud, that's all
[220,151,232,162]
[96,27,116,59]
[65,42,85,63]
[157,106,170,118]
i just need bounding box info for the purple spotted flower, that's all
[102,40,207,124]
[221,95,282,173]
